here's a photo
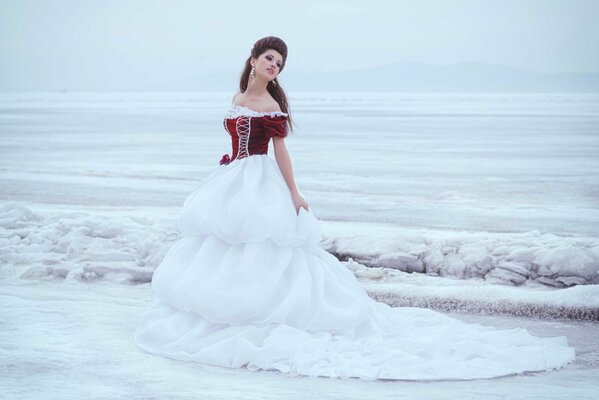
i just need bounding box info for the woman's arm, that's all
[272,136,309,213]
[272,136,298,194]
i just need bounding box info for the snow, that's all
[0,202,175,284]
[2,199,598,289]
[321,224,599,287]
[1,92,598,396]
[2,280,598,400]
[1,202,598,321]
[347,259,599,320]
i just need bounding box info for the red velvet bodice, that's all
[219,105,288,165]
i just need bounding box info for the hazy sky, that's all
[1,0,598,91]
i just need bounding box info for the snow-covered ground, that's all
[1,202,597,320]
[1,280,598,400]
[1,92,598,397]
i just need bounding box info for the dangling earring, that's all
[250,66,256,79]
[271,79,277,87]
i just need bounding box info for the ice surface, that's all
[1,92,598,288]
[1,280,598,400]
[1,202,598,321]
[1,92,598,396]
[321,225,599,286]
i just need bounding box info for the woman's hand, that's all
[292,192,309,215]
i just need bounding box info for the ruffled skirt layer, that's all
[134,155,575,380]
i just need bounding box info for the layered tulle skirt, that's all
[134,154,576,380]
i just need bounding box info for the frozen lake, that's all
[1,92,598,398]
[1,92,598,236]
[1,92,598,287]
[1,280,598,400]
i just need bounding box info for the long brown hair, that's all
[239,36,294,133]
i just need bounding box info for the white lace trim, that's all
[224,104,288,119]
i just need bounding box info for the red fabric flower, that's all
[219,153,231,165]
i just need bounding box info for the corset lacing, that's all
[219,105,288,165]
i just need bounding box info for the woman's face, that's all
[251,50,283,80]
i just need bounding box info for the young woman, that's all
[134,36,575,380]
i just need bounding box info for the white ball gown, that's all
[133,103,576,380]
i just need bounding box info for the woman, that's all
[134,36,576,380]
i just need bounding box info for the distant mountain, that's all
[299,61,599,92]
[174,61,599,93]
[6,61,597,93]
